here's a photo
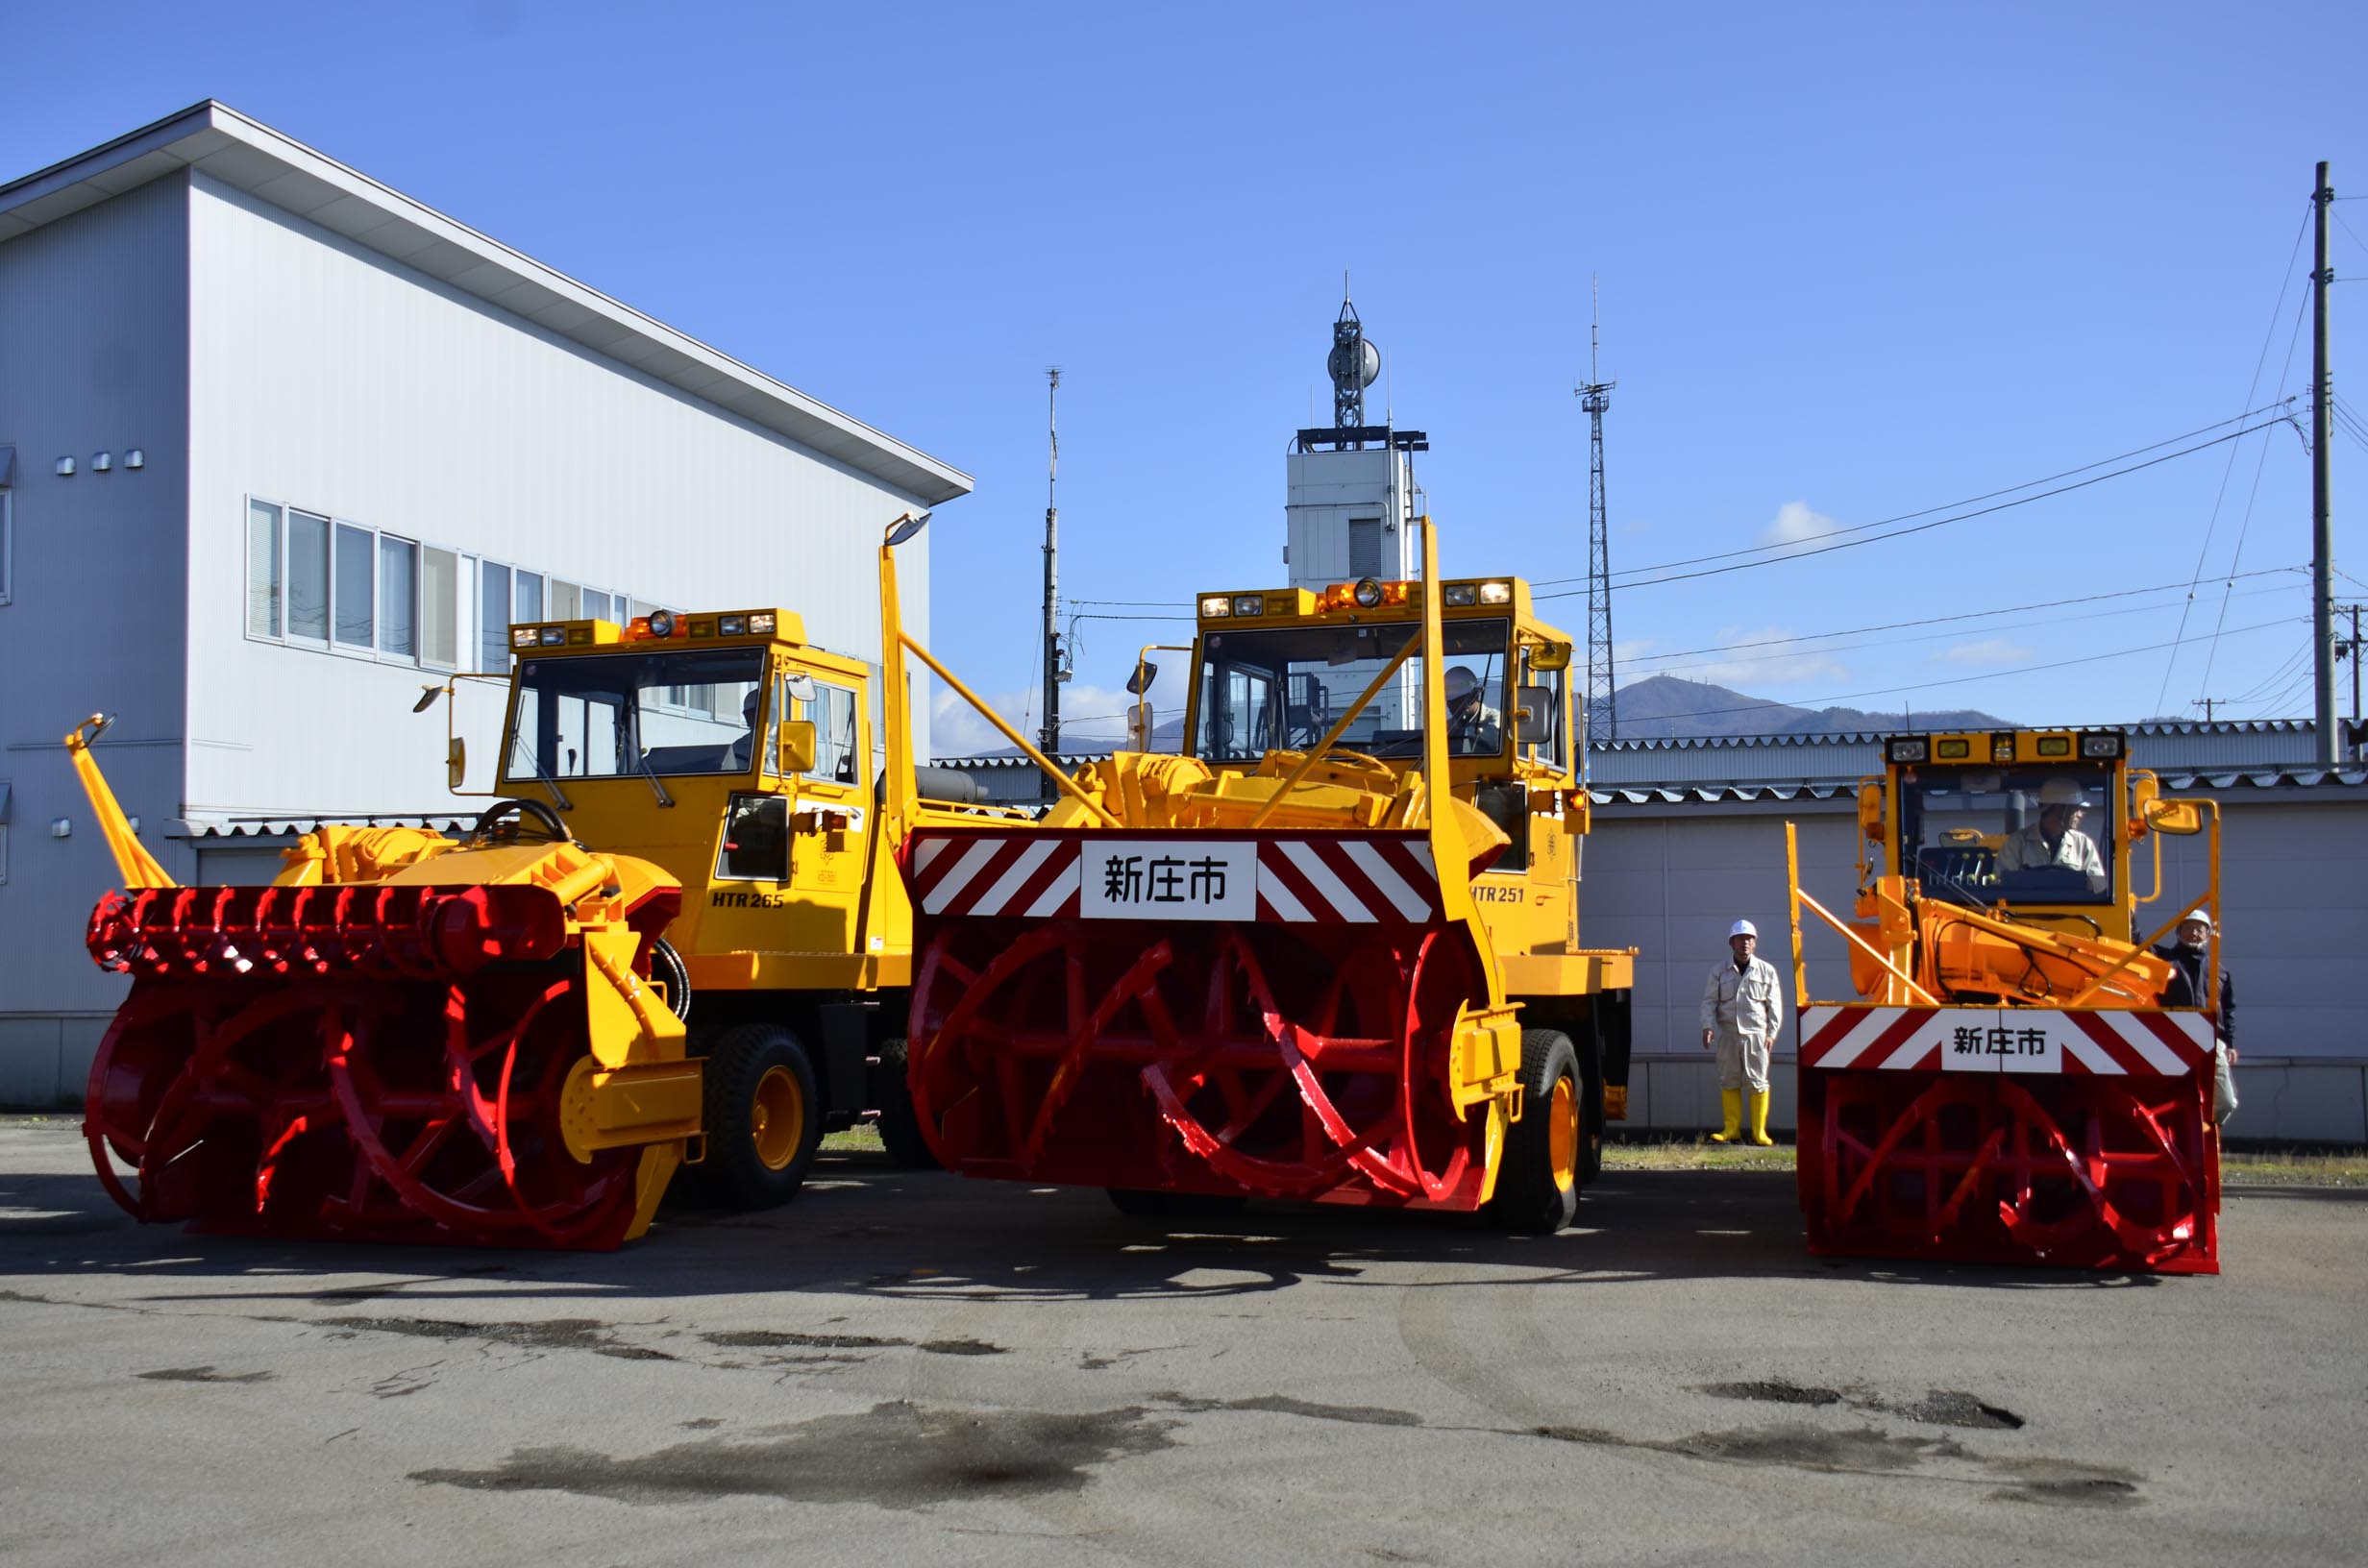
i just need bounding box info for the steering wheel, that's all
[468,796,572,847]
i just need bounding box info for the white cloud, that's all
[928,679,1149,758]
[1761,500,1840,551]
[1935,638,2032,668]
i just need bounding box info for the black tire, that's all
[1485,1029,1583,1235]
[1105,1188,1249,1220]
[699,1022,823,1210]
[874,1037,938,1169]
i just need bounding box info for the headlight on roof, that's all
[1199,595,1232,618]
[719,613,749,636]
[2081,732,2124,758]
[1887,738,1928,763]
[1352,576,1385,609]
[511,627,537,649]
[748,611,776,635]
[1443,583,1479,607]
[538,626,567,647]
[1478,580,1513,604]
[646,609,676,639]
[1232,594,1263,618]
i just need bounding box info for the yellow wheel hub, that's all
[1548,1076,1579,1191]
[751,1065,805,1171]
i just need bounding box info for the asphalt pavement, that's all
[3,1119,2361,1567]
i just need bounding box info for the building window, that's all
[246,500,280,636]
[378,535,417,658]
[480,560,512,673]
[333,523,374,649]
[1348,517,1382,579]
[289,509,330,644]
[420,546,458,670]
[802,683,860,784]
[514,570,544,624]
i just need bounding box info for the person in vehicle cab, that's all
[728,686,765,772]
[1996,776,2107,894]
[1444,665,1501,753]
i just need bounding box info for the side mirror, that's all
[777,720,817,776]
[2143,797,2203,836]
[1516,683,1558,751]
[1126,706,1152,751]
[1126,662,1158,697]
[782,673,817,705]
[1529,641,1573,673]
[446,738,467,791]
[1857,780,1887,844]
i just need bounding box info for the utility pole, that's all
[2311,161,2338,765]
[2191,697,2221,723]
[1578,277,1618,743]
[1041,367,1063,761]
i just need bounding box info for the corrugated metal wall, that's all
[0,174,192,1097]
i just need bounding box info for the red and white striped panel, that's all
[1798,1005,2212,1077]
[1253,837,1438,924]
[909,833,1084,919]
[904,831,1442,925]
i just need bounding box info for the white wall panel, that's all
[185,175,936,821]
[0,174,190,1023]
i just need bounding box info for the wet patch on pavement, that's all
[411,1399,1179,1507]
[701,1329,1005,1357]
[320,1316,676,1361]
[1985,1458,2144,1508]
[137,1365,272,1384]
[1153,1391,1425,1429]
[1694,1379,2024,1431]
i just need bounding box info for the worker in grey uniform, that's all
[1699,919,1782,1145]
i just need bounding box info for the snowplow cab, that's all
[898,524,1635,1230]
[1787,726,2227,1272]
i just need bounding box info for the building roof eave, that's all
[0,102,974,506]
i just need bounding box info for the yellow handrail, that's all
[62,714,174,891]
[898,633,1122,829]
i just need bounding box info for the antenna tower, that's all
[1577,277,1618,741]
[1040,367,1062,758]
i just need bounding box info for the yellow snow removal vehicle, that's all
[894,518,1637,1230]
[1787,728,2225,1272]
[69,511,1020,1247]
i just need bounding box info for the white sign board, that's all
[1077,840,1259,921]
[1939,1013,2066,1074]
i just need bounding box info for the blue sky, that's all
[7,2,2362,749]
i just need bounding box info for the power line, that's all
[1530,401,2298,592]
[1620,566,2304,667]
[1616,614,2298,728]
[1628,579,2303,683]
[1540,417,2294,599]
[2154,201,2318,716]
[2197,285,2316,700]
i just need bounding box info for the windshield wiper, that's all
[632,745,676,807]
[516,747,574,812]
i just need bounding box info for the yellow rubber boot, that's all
[1747,1090,1774,1146]
[1710,1088,1743,1144]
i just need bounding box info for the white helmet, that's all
[2179,909,2214,932]
[2037,776,2089,808]
[1729,919,1758,939]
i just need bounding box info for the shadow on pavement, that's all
[0,1146,2230,1307]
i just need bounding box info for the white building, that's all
[1281,297,1424,590]
[0,102,971,1108]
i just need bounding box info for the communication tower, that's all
[1577,280,1617,741]
[1286,282,1427,593]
